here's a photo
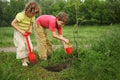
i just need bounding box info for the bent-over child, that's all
[34,12,69,60]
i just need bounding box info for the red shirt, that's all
[36,15,62,35]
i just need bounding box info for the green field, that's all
[0,25,120,80]
[0,25,118,47]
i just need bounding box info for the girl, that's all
[11,2,40,66]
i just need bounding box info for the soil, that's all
[43,57,77,72]
[44,62,68,72]
[0,47,16,52]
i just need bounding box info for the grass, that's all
[0,52,60,80]
[0,25,116,47]
[0,24,120,80]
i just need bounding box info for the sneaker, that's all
[26,59,30,64]
[22,62,28,67]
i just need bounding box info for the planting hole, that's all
[43,63,68,72]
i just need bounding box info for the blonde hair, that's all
[25,1,41,15]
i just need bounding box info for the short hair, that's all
[56,12,68,24]
[25,1,41,14]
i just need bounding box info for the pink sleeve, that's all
[57,26,62,35]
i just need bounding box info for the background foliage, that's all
[0,0,120,27]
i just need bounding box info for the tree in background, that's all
[106,0,120,24]
[0,0,120,27]
[5,0,25,26]
[0,0,8,26]
[0,0,25,27]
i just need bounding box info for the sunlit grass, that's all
[0,25,119,47]
[0,25,120,80]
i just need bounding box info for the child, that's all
[34,12,69,60]
[11,2,40,66]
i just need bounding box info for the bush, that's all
[72,28,120,80]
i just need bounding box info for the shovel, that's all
[24,32,37,64]
[65,43,72,55]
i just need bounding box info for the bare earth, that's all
[0,45,62,53]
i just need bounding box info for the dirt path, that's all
[0,45,62,53]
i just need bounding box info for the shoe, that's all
[26,59,30,64]
[22,62,28,67]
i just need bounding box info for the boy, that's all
[34,12,69,60]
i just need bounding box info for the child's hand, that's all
[24,32,31,36]
[26,32,31,35]
[64,38,69,44]
[20,30,26,35]
[28,30,32,34]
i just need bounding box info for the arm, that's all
[58,35,67,48]
[52,32,69,44]
[28,23,33,33]
[28,17,35,33]
[11,19,26,35]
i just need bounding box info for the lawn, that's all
[0,24,120,80]
[0,25,114,47]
